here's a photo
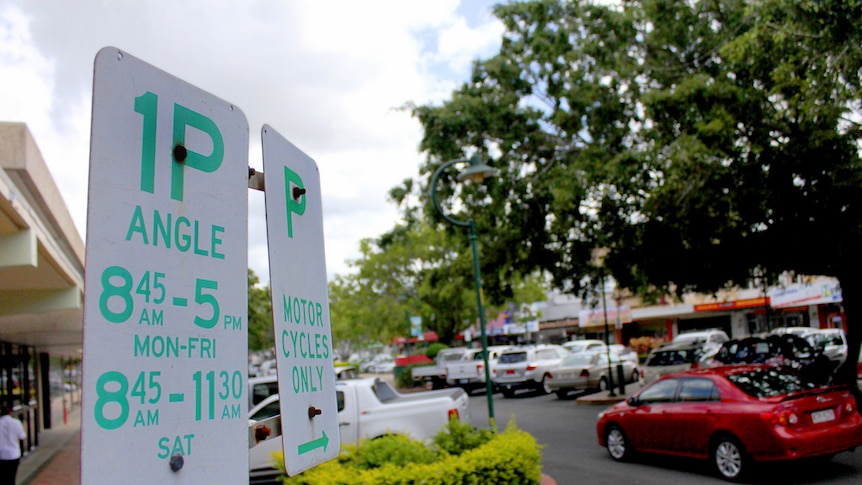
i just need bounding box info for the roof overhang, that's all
[0,122,84,356]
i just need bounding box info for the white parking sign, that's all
[262,125,339,475]
[82,47,249,483]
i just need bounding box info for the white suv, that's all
[494,345,569,397]
[801,328,848,368]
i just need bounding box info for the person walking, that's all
[0,405,26,485]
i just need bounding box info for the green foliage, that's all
[433,417,496,456]
[340,435,438,470]
[247,269,273,351]
[425,343,449,359]
[394,364,419,389]
[276,420,541,485]
[408,0,862,384]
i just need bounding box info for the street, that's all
[468,390,862,485]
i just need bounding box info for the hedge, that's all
[275,420,542,485]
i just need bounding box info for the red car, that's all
[597,365,862,481]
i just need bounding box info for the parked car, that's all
[563,339,607,354]
[445,345,513,394]
[365,354,396,373]
[494,345,570,397]
[547,351,639,398]
[671,329,729,353]
[335,364,359,380]
[411,347,470,388]
[247,366,359,408]
[640,344,704,385]
[357,356,375,373]
[248,375,281,408]
[597,365,862,481]
[707,334,834,384]
[769,326,816,337]
[801,328,848,368]
[249,378,468,481]
[771,327,848,368]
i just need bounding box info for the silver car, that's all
[494,345,569,397]
[547,351,639,398]
[640,344,703,385]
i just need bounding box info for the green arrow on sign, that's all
[297,431,329,455]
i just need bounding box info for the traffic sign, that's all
[82,47,249,484]
[261,125,339,475]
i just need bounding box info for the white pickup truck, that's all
[410,348,469,388]
[445,345,513,394]
[248,377,469,482]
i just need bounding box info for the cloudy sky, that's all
[0,0,504,282]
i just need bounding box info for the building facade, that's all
[0,122,84,451]
[536,276,845,350]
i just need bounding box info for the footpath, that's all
[19,400,81,485]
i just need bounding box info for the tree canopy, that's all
[328,179,548,349]
[410,0,862,384]
[247,269,273,351]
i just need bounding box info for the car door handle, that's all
[339,422,350,427]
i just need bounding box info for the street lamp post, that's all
[600,272,617,397]
[592,248,616,397]
[430,155,498,427]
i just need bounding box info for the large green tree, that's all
[411,0,862,387]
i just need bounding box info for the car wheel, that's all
[598,377,609,391]
[630,370,639,383]
[502,388,515,398]
[605,425,633,462]
[539,375,551,394]
[712,435,747,482]
[555,390,569,399]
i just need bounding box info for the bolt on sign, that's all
[82,47,249,484]
[261,125,339,475]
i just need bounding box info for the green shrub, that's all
[276,420,542,485]
[394,364,419,389]
[340,435,438,470]
[433,418,496,456]
[425,343,449,359]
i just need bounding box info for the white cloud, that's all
[0,0,503,281]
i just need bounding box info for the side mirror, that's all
[627,396,641,407]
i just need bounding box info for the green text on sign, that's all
[134,91,224,202]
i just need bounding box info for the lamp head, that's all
[456,155,499,183]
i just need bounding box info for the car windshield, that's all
[251,399,280,421]
[562,353,596,366]
[726,368,819,398]
[499,352,527,364]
